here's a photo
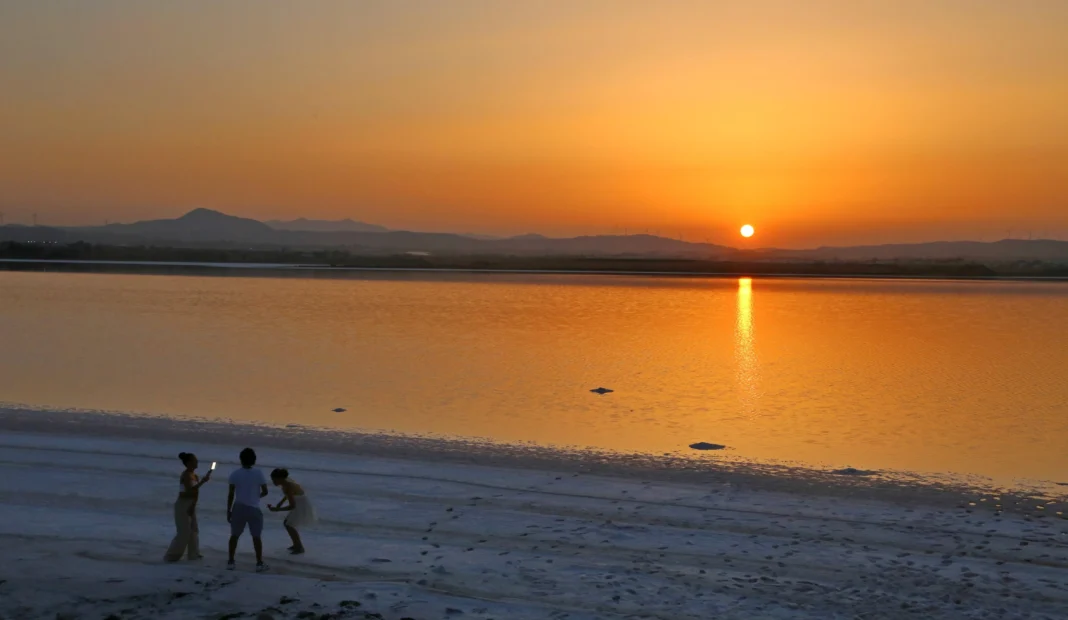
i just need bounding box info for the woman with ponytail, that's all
[164,452,212,562]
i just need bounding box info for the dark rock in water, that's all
[833,467,876,476]
[590,387,614,395]
[332,407,346,413]
[689,442,726,451]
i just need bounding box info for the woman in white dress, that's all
[267,468,316,554]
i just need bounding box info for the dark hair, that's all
[178,452,194,465]
[270,468,289,480]
[239,447,257,467]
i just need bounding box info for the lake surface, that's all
[2,270,1067,486]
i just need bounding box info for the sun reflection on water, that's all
[735,277,759,414]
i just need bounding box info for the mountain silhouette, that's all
[103,208,273,241]
[3,208,1067,262]
[771,239,1068,262]
[32,209,728,256]
[266,217,388,233]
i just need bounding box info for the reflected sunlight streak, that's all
[735,277,759,414]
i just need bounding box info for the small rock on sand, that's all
[689,442,726,451]
[590,387,614,395]
[833,467,876,476]
[332,407,346,413]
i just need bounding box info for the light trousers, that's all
[164,497,200,561]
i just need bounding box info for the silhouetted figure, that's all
[164,452,211,561]
[226,448,269,572]
[268,468,318,554]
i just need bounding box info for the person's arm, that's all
[192,470,212,489]
[226,484,235,522]
[271,488,296,512]
[259,469,269,498]
[179,471,207,496]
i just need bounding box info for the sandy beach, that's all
[2,413,1068,619]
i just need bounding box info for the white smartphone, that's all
[210,461,217,471]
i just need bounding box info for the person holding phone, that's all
[226,447,270,572]
[164,452,212,562]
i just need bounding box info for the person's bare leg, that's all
[228,536,238,563]
[253,536,263,564]
[285,524,304,552]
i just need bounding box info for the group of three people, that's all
[164,447,316,571]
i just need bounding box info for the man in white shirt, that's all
[227,447,269,572]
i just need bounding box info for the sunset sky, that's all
[2,1,1067,248]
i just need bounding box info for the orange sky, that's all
[2,1,1067,248]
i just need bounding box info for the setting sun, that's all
[740,225,755,238]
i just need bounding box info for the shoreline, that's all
[2,412,1068,618]
[2,406,1063,515]
[4,257,1068,282]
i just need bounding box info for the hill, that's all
[761,239,1068,262]
[25,209,734,257]
[100,208,274,242]
[2,209,1067,262]
[265,217,389,233]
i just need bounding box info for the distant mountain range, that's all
[265,217,389,233]
[2,208,1067,262]
[767,240,1068,262]
[0,208,731,257]
[101,208,276,242]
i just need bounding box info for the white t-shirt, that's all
[229,467,269,507]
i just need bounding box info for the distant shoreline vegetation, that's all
[3,241,1068,279]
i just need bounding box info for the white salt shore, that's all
[2,427,1068,619]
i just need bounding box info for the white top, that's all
[180,473,197,493]
[228,467,268,507]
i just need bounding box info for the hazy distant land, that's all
[2,208,1068,278]
[2,241,1067,279]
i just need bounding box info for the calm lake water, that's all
[2,270,1067,485]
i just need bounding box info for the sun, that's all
[740,224,755,238]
